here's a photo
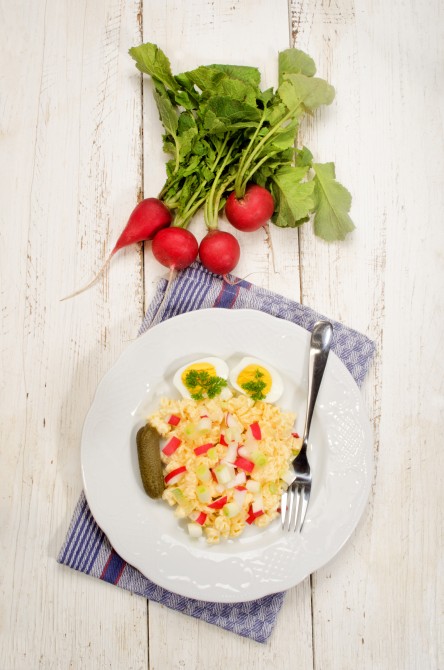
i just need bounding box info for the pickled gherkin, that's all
[136,424,165,499]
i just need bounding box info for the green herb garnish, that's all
[241,369,267,401]
[184,369,227,400]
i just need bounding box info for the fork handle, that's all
[301,321,333,448]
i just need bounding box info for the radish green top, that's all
[129,42,355,241]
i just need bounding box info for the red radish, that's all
[234,485,247,491]
[114,198,172,248]
[162,436,181,456]
[292,432,300,438]
[61,198,172,300]
[150,227,199,325]
[208,496,228,510]
[189,511,207,526]
[219,433,228,447]
[234,456,255,474]
[198,230,240,275]
[225,184,274,232]
[249,422,262,440]
[167,414,181,426]
[194,442,213,456]
[152,227,198,270]
[164,465,187,485]
[246,508,264,525]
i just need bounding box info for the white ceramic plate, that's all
[81,308,372,602]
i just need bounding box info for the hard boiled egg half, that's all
[173,357,231,399]
[229,356,283,403]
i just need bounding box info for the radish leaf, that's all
[279,49,317,83]
[272,166,315,227]
[129,43,178,91]
[312,163,355,240]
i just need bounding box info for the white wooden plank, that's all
[0,1,148,668]
[140,1,312,667]
[290,0,444,668]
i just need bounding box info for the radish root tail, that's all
[60,254,113,301]
[150,267,177,326]
[222,272,255,286]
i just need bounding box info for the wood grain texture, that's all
[290,0,444,668]
[0,0,148,668]
[1,0,442,668]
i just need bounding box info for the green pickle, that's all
[136,424,165,499]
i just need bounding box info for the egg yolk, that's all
[182,362,217,388]
[236,364,272,395]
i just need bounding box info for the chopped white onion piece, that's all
[237,446,250,458]
[197,417,212,431]
[281,469,296,486]
[224,443,238,463]
[246,480,261,493]
[252,494,264,514]
[233,489,247,508]
[234,471,247,486]
[187,523,203,538]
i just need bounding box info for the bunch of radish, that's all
[63,43,354,299]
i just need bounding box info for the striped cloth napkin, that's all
[58,262,375,643]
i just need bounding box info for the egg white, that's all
[229,356,283,403]
[173,357,229,398]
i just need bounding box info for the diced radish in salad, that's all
[219,433,228,446]
[196,485,212,504]
[223,502,241,518]
[196,463,211,483]
[187,522,203,538]
[234,456,255,474]
[194,442,213,456]
[208,495,228,509]
[164,465,187,485]
[190,511,207,525]
[246,479,261,493]
[249,422,262,440]
[167,414,181,426]
[162,436,181,456]
[246,508,264,525]
[292,432,300,438]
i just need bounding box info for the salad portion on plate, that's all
[139,355,303,543]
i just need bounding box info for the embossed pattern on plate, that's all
[81,309,373,602]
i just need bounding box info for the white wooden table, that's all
[1,1,443,668]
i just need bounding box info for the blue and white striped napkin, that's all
[58,262,375,643]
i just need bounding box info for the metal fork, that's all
[281,321,333,533]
